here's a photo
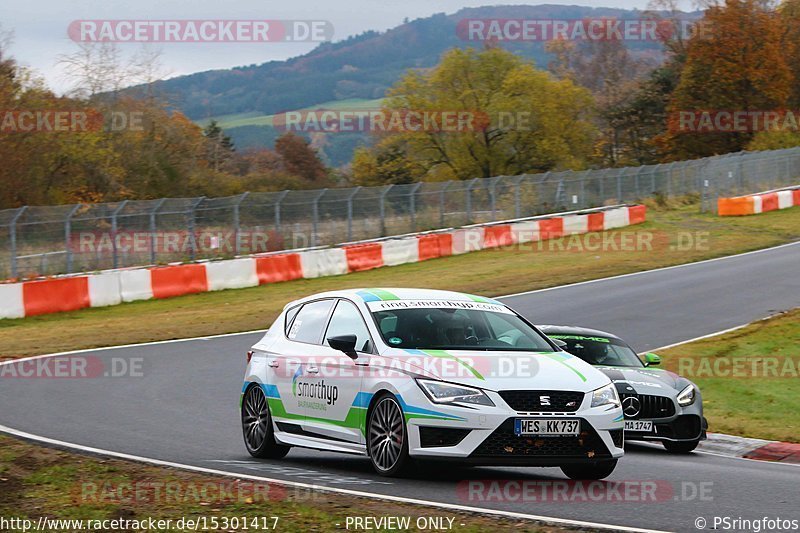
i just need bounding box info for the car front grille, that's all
[471,418,611,458]
[620,393,676,419]
[498,390,585,412]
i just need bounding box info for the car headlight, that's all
[677,384,696,406]
[590,383,620,408]
[416,379,495,407]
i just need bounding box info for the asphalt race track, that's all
[2,242,800,532]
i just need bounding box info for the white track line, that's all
[0,424,667,533]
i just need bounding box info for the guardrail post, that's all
[65,204,81,274]
[110,200,129,269]
[346,187,361,241]
[379,185,393,237]
[233,192,248,256]
[149,199,167,265]
[9,206,26,279]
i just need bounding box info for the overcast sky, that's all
[1,0,690,94]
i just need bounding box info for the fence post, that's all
[667,162,676,197]
[233,192,248,256]
[149,199,167,265]
[346,187,361,241]
[513,176,523,218]
[64,204,81,275]
[439,182,451,227]
[274,190,289,239]
[579,173,586,209]
[379,185,393,237]
[312,189,327,247]
[651,164,661,194]
[187,197,205,262]
[489,177,499,220]
[409,182,422,231]
[633,167,645,200]
[9,206,27,279]
[466,178,479,223]
[110,200,129,269]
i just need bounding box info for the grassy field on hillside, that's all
[204,98,385,129]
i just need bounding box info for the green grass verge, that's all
[1,203,799,358]
[660,309,800,443]
[0,435,560,532]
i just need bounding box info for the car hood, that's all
[380,348,611,392]
[595,365,689,396]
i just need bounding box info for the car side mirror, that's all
[553,339,568,349]
[644,352,661,366]
[328,334,358,358]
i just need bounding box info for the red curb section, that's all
[743,442,800,464]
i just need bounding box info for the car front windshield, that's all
[370,304,556,352]
[549,334,644,367]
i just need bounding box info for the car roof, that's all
[537,324,624,341]
[289,288,504,307]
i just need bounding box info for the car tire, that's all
[367,393,413,477]
[242,384,290,459]
[662,440,700,454]
[560,459,618,480]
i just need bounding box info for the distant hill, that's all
[138,4,698,164]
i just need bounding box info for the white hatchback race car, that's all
[241,288,624,478]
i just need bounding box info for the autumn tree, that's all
[663,0,791,158]
[274,132,329,186]
[203,120,236,172]
[354,47,597,183]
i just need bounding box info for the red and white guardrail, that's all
[717,185,800,216]
[0,205,646,319]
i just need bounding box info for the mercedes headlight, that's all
[677,384,696,406]
[590,383,620,408]
[416,379,495,407]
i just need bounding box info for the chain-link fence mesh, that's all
[2,147,799,280]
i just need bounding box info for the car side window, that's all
[287,300,335,344]
[325,300,373,353]
[284,305,302,336]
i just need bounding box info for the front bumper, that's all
[621,392,707,443]
[404,389,624,466]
